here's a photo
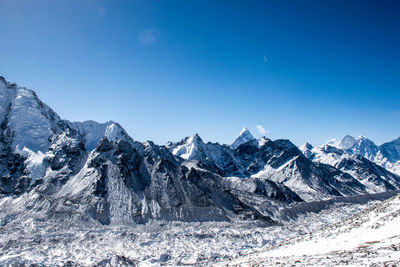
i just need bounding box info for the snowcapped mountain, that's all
[169,131,383,201]
[0,77,284,224]
[0,76,399,227]
[307,134,400,176]
[166,133,242,176]
[310,144,400,193]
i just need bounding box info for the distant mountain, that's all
[169,131,389,201]
[380,137,400,163]
[309,144,400,193]
[305,135,400,176]
[299,142,313,159]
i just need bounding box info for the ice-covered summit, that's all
[167,133,204,160]
[230,127,255,149]
[338,135,357,149]
[299,142,313,158]
[73,120,129,151]
[0,76,63,153]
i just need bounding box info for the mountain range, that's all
[0,76,399,226]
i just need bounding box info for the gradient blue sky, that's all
[0,0,399,146]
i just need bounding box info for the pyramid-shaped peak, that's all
[300,142,313,150]
[299,142,314,158]
[230,127,255,149]
[238,127,254,139]
[343,134,355,139]
[187,133,203,143]
[339,135,357,149]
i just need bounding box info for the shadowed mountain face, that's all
[0,76,399,226]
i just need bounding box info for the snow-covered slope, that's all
[223,194,400,266]
[0,77,66,153]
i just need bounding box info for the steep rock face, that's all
[53,138,273,224]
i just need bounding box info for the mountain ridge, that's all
[0,76,399,226]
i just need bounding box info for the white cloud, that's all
[138,28,160,46]
[256,125,268,135]
[263,55,268,63]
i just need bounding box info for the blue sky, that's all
[0,0,399,146]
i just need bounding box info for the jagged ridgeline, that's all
[0,76,399,226]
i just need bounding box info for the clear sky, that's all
[0,0,399,146]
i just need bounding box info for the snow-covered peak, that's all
[168,133,205,160]
[239,127,251,136]
[0,77,63,153]
[230,127,255,149]
[73,120,128,151]
[338,135,357,149]
[186,133,203,145]
[299,142,313,158]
